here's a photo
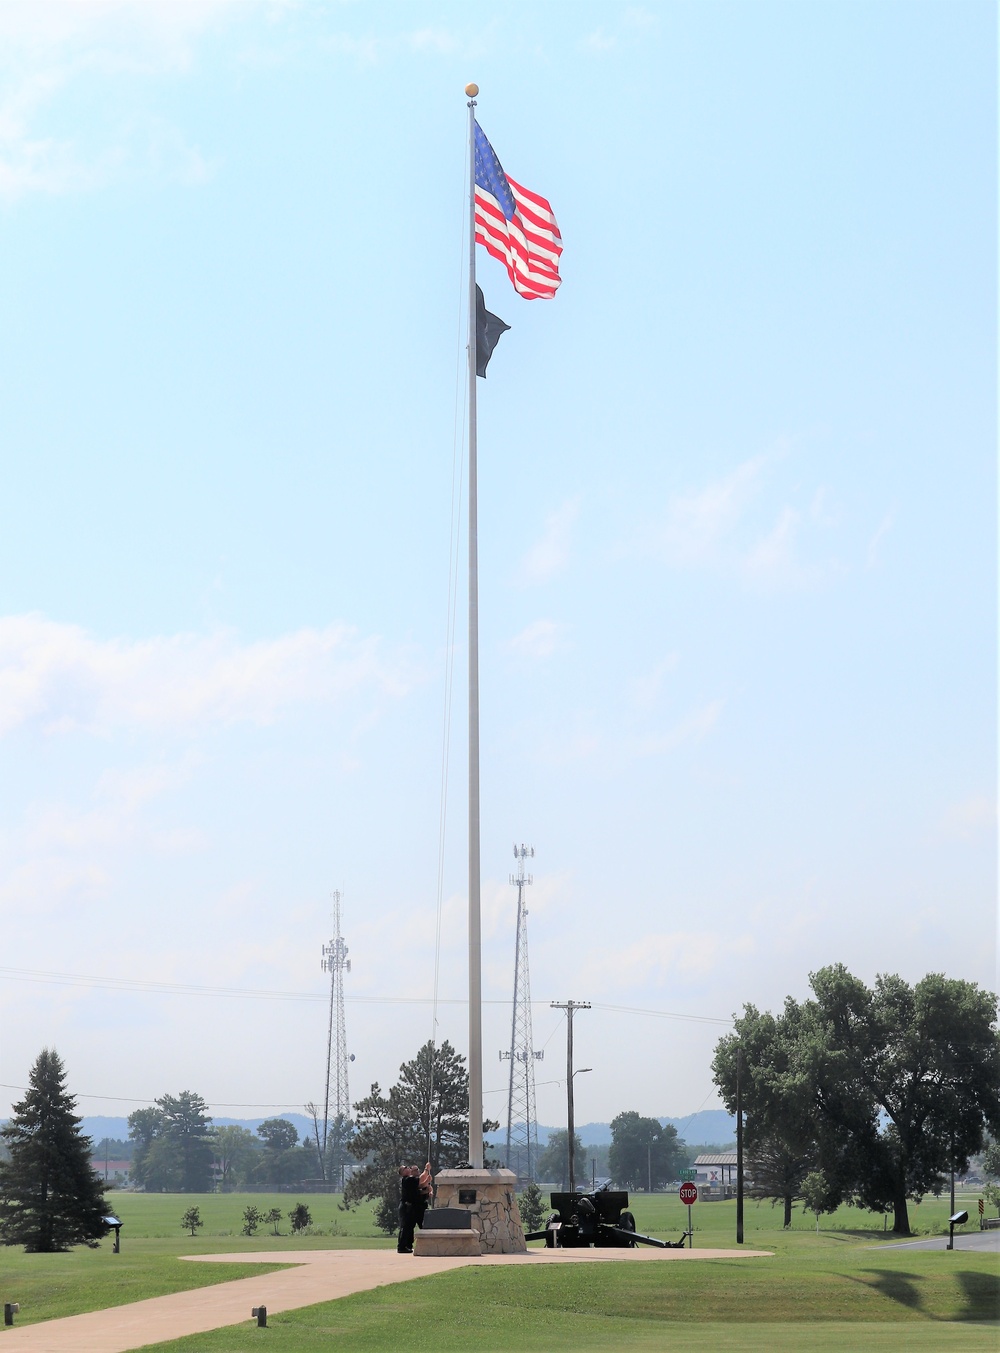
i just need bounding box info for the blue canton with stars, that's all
[474,122,516,222]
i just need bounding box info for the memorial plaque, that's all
[458,1189,477,1205]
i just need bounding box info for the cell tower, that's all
[321,890,351,1158]
[500,844,543,1182]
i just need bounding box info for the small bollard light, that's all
[4,1302,20,1327]
[251,1305,267,1327]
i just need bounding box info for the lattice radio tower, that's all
[321,890,351,1158]
[500,844,543,1182]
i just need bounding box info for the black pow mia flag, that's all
[476,285,510,377]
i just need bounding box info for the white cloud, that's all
[624,7,659,30]
[322,32,380,66]
[656,455,768,567]
[939,795,996,842]
[0,613,410,737]
[506,619,567,660]
[517,497,580,584]
[577,929,756,993]
[742,505,801,582]
[645,446,845,589]
[866,508,895,569]
[0,0,271,199]
[407,28,460,55]
[628,698,724,757]
[629,654,679,712]
[580,28,616,53]
[0,1,263,50]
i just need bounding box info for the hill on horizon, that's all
[68,1108,735,1151]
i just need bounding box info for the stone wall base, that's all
[432,1169,527,1255]
[413,1228,482,1257]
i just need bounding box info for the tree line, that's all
[127,1096,349,1193]
[712,965,1000,1234]
[535,1114,688,1191]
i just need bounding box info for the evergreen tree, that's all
[344,1040,497,1233]
[128,1091,214,1192]
[0,1049,108,1252]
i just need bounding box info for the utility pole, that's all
[500,844,543,1182]
[551,1000,590,1192]
[321,891,352,1180]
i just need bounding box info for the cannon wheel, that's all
[619,1211,637,1247]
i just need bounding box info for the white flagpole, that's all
[465,82,483,1171]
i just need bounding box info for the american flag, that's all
[473,121,562,301]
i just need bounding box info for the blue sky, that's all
[0,1,995,1135]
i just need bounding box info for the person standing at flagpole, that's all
[463,84,561,1171]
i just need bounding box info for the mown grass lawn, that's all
[0,1191,384,1325]
[143,1249,1000,1352]
[1,1187,995,1349]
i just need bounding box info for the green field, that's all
[0,1189,995,1351]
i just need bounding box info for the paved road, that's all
[869,1229,1000,1253]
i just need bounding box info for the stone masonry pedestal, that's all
[415,1169,527,1256]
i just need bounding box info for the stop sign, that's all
[679,1182,698,1205]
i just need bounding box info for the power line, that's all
[0,1083,320,1111]
[0,966,734,1024]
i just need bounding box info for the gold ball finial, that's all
[465,83,479,97]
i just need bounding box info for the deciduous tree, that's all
[181,1206,203,1237]
[713,1006,821,1228]
[714,966,1000,1235]
[212,1125,259,1192]
[608,1112,685,1191]
[536,1130,587,1190]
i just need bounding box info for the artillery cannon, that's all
[524,1190,686,1249]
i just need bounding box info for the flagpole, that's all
[465,81,483,1172]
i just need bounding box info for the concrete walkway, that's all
[1,1244,773,1352]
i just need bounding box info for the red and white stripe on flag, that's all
[474,178,562,301]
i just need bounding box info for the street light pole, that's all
[551,1001,590,1192]
[736,1044,744,1245]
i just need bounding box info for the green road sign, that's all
[680,1169,697,1181]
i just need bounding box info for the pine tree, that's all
[0,1049,108,1252]
[344,1039,499,1233]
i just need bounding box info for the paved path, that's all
[1,1245,773,1352]
[868,1229,1000,1253]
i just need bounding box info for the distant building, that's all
[693,1152,744,1201]
[91,1159,131,1184]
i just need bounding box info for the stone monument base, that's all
[425,1168,527,1255]
[413,1227,481,1257]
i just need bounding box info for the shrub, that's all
[517,1182,546,1233]
[180,1207,203,1237]
[241,1205,263,1236]
[288,1203,312,1233]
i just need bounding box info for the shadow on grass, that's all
[848,1269,925,1316]
[850,1268,1000,1323]
[956,1269,1000,1322]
